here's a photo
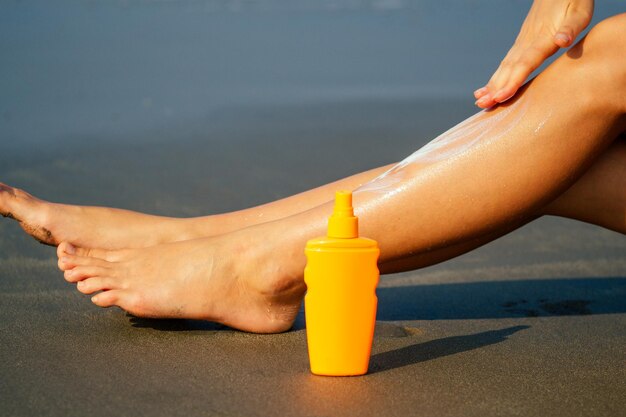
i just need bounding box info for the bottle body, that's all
[304,238,380,376]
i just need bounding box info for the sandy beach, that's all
[1,98,625,417]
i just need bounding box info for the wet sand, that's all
[1,100,625,417]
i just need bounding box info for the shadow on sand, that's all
[128,316,233,331]
[376,276,626,320]
[369,325,529,374]
[128,276,625,331]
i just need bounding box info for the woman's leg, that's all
[0,137,620,255]
[542,134,626,230]
[53,14,626,333]
[382,136,625,273]
[35,130,621,269]
[0,137,619,253]
[1,138,621,253]
[0,165,391,249]
[0,125,622,253]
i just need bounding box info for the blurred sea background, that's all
[2,0,624,149]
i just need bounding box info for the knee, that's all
[580,14,626,62]
[590,13,626,41]
[573,14,626,112]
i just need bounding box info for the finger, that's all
[475,93,496,109]
[492,39,555,103]
[478,70,508,108]
[553,32,572,48]
[554,7,593,48]
[474,87,489,99]
[479,68,510,108]
[491,63,535,104]
[482,45,521,107]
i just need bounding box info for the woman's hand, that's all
[474,0,594,108]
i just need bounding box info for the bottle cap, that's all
[327,190,358,238]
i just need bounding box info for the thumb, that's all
[554,8,593,48]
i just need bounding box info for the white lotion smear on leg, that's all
[355,96,544,199]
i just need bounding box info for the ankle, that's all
[230,225,307,332]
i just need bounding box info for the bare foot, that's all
[56,230,307,333]
[0,182,208,249]
[0,183,56,244]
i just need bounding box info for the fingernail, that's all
[474,87,488,98]
[475,94,492,107]
[554,33,571,45]
[65,243,76,255]
[493,89,512,103]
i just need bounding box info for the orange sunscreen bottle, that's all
[304,190,380,376]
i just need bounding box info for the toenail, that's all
[65,244,76,254]
[61,257,69,263]
[66,269,74,276]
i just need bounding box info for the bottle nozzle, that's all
[327,190,359,238]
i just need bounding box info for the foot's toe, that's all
[91,290,122,308]
[0,183,32,225]
[58,242,128,262]
[58,257,69,271]
[0,183,17,216]
[0,182,17,200]
[58,253,112,271]
[0,185,59,246]
[57,241,76,259]
[77,277,120,294]
[64,265,111,282]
